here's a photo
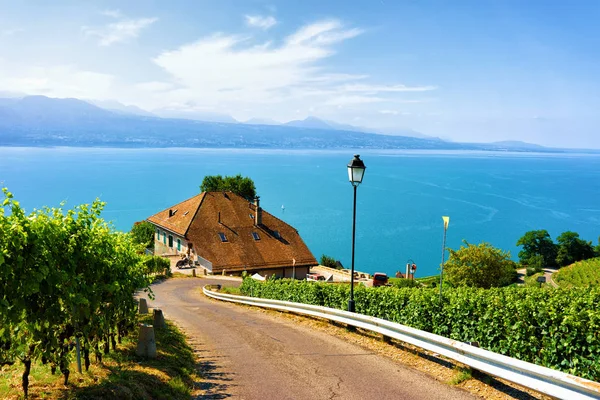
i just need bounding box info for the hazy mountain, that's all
[284,116,333,130]
[0,95,115,125]
[283,116,438,140]
[153,108,237,123]
[244,118,281,126]
[492,140,546,150]
[89,99,155,117]
[0,95,562,153]
[375,127,439,140]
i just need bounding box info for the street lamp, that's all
[347,154,366,313]
[406,259,417,280]
[439,216,450,302]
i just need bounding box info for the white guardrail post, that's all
[203,285,600,400]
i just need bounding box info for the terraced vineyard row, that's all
[555,258,600,288]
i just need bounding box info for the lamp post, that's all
[439,216,450,302]
[347,154,366,313]
[406,259,415,279]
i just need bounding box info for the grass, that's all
[220,286,242,295]
[415,275,440,287]
[0,313,201,400]
[523,272,547,288]
[555,258,600,288]
[448,366,473,385]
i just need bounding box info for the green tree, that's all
[595,236,600,257]
[320,254,340,269]
[200,174,257,200]
[516,230,558,268]
[445,241,517,288]
[130,220,155,250]
[555,231,595,267]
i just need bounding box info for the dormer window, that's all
[218,232,228,242]
[252,232,260,241]
[273,230,281,239]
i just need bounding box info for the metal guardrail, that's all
[203,286,600,400]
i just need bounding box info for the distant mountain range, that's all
[0,95,566,152]
[281,116,438,140]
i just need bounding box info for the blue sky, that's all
[0,0,598,147]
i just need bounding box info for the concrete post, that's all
[138,298,148,314]
[153,309,165,329]
[136,324,157,358]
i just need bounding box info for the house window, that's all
[156,229,160,240]
[163,231,166,244]
[218,232,228,242]
[168,235,173,248]
[252,232,260,241]
[177,238,181,251]
[273,230,281,239]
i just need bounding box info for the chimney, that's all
[254,196,262,226]
[168,209,173,217]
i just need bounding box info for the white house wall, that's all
[154,228,188,256]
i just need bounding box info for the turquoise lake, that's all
[1,147,599,278]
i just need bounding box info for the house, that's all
[147,191,317,279]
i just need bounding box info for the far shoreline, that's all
[1,145,600,157]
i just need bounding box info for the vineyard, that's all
[240,277,600,381]
[0,189,159,397]
[554,258,600,288]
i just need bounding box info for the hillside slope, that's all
[554,258,600,288]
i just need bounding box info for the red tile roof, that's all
[148,191,317,273]
[147,193,205,235]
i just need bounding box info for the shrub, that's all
[445,241,517,288]
[143,255,170,275]
[130,220,156,250]
[391,278,420,288]
[525,267,537,276]
[320,254,339,269]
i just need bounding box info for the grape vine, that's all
[0,188,153,396]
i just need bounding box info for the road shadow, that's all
[192,353,237,399]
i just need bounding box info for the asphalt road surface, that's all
[140,278,476,400]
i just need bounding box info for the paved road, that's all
[516,267,559,287]
[140,278,476,400]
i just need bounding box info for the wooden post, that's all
[138,298,148,314]
[153,309,165,329]
[75,337,82,373]
[192,269,196,277]
[136,324,157,358]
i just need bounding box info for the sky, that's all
[0,0,599,148]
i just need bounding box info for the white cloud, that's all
[0,17,437,125]
[136,81,175,92]
[149,19,409,112]
[245,15,277,30]
[344,83,437,93]
[101,9,123,19]
[0,64,115,99]
[83,15,157,46]
[286,20,362,45]
[325,95,384,106]
[379,109,412,115]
